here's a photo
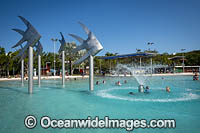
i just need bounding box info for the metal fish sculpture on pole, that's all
[69,22,103,91]
[12,16,41,94]
[58,32,66,85]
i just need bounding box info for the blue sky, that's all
[0,0,200,55]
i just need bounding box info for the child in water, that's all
[193,72,199,80]
[96,81,99,85]
[115,81,121,86]
[144,86,150,93]
[166,86,170,93]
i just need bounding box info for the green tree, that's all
[0,47,7,77]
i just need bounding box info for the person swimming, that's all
[96,81,99,85]
[129,92,134,95]
[102,80,106,84]
[166,86,170,93]
[193,72,199,80]
[115,81,121,86]
[144,86,150,93]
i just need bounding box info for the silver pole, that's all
[100,60,101,74]
[54,41,56,76]
[28,46,33,94]
[21,59,24,85]
[139,57,142,69]
[89,55,94,91]
[62,51,65,85]
[183,53,185,73]
[38,55,41,85]
[150,57,153,75]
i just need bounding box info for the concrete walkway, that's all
[0,75,89,81]
[0,73,195,81]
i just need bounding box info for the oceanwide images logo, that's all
[24,115,176,131]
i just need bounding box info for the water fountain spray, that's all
[115,64,167,91]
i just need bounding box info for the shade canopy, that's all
[98,52,156,60]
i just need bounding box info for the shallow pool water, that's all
[0,76,200,133]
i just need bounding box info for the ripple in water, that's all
[96,87,200,102]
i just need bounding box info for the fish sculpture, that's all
[12,16,41,61]
[34,41,43,60]
[58,32,66,54]
[36,41,43,56]
[69,22,103,65]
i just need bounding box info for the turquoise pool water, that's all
[0,76,200,133]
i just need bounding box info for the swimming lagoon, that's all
[0,75,200,132]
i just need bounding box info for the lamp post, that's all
[51,38,58,76]
[147,42,154,75]
[181,48,186,73]
[150,57,153,75]
[136,48,142,69]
